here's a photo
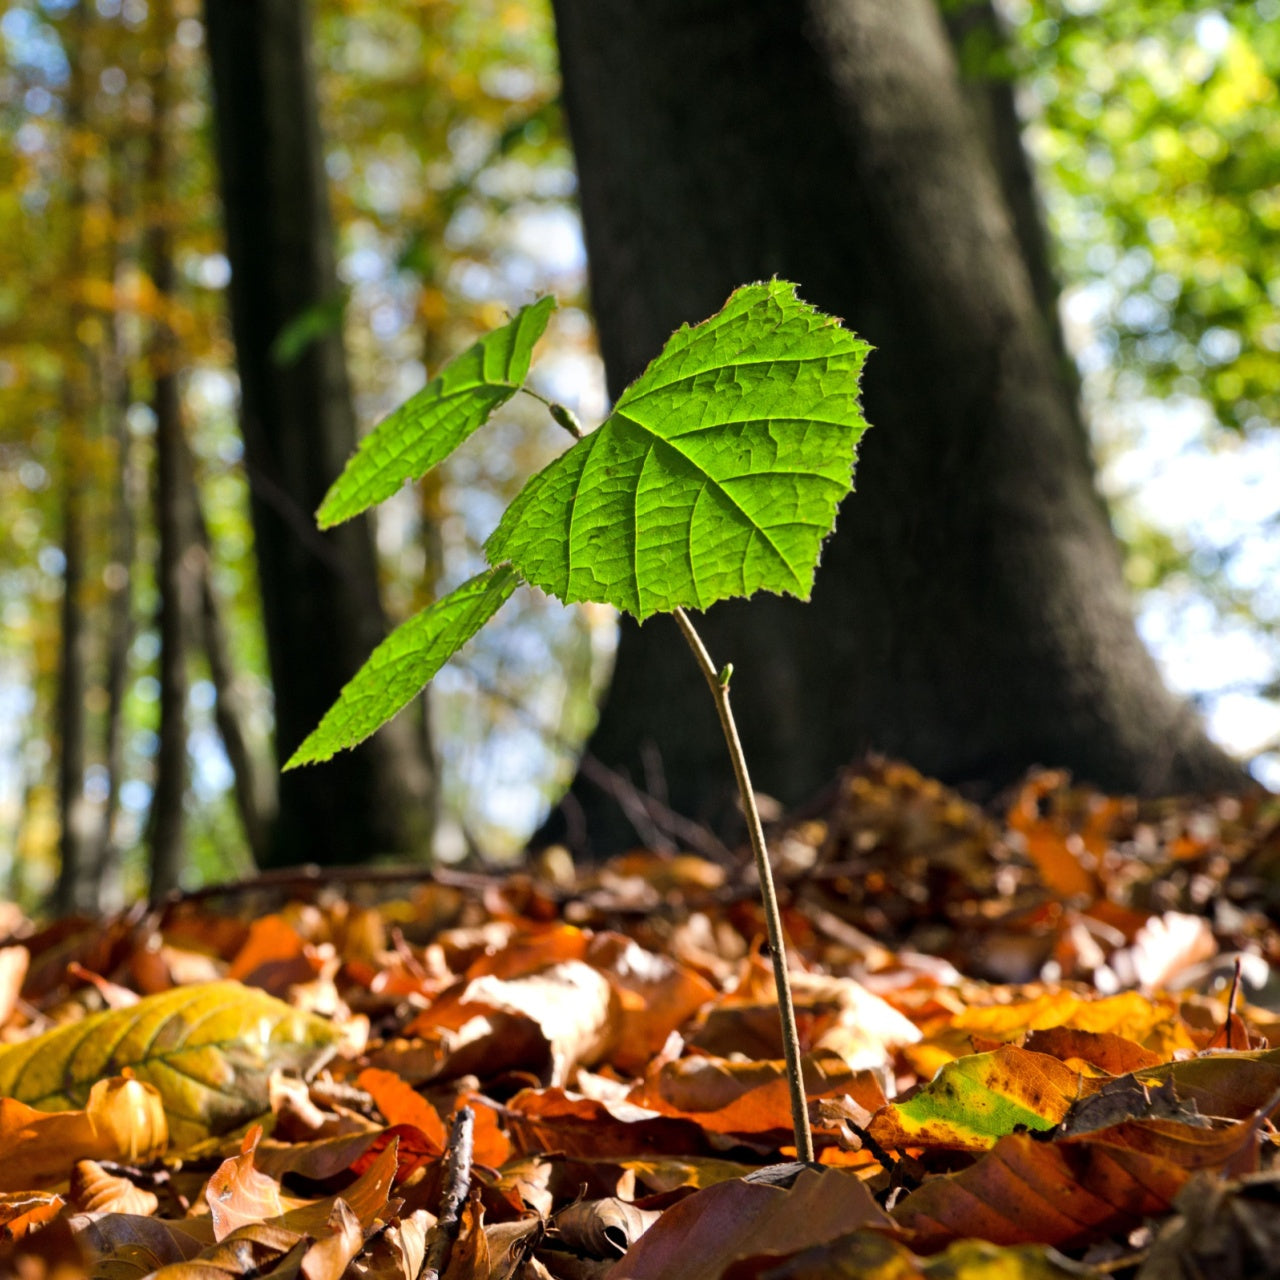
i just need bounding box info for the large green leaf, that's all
[285,564,519,767]
[0,981,341,1150]
[317,296,556,529]
[485,281,870,620]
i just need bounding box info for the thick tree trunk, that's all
[547,0,1242,854]
[204,0,435,866]
[146,0,190,899]
[149,334,191,899]
[53,0,94,916]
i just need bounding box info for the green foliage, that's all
[294,281,869,764]
[286,563,519,766]
[317,297,556,528]
[1015,0,1280,433]
[487,281,870,620]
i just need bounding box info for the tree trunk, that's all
[546,0,1243,854]
[203,0,435,866]
[92,134,141,909]
[53,0,94,916]
[940,0,1067,370]
[145,0,191,899]
[186,440,277,867]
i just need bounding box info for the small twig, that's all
[451,655,735,864]
[1226,955,1243,1051]
[672,607,814,1163]
[419,1106,475,1280]
[157,863,514,908]
[309,1077,375,1112]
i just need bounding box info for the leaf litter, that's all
[0,758,1278,1279]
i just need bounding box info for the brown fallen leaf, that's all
[553,1197,659,1260]
[69,1161,158,1216]
[1138,1169,1280,1280]
[892,1115,1258,1250]
[1023,1026,1164,1075]
[228,915,320,996]
[206,1127,288,1239]
[299,1200,364,1280]
[71,1211,213,1274]
[430,962,617,1087]
[585,933,716,1076]
[439,1188,488,1280]
[608,1166,891,1280]
[502,1089,709,1161]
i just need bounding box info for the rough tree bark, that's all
[203,0,435,866]
[546,0,1243,854]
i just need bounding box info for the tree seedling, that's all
[286,280,872,1160]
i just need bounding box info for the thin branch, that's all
[419,1107,474,1280]
[672,607,814,1163]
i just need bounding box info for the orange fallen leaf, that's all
[0,1076,168,1191]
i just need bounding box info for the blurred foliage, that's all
[993,0,1280,769]
[1011,0,1280,431]
[0,0,607,905]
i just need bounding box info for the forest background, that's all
[0,0,1278,913]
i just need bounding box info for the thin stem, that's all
[518,386,555,410]
[520,387,584,440]
[672,607,814,1162]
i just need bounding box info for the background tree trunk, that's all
[146,0,189,900]
[203,0,435,866]
[546,0,1243,854]
[53,0,94,915]
[186,444,276,867]
[92,134,141,910]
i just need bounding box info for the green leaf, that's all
[317,296,556,528]
[285,564,519,767]
[485,280,870,621]
[270,291,349,367]
[0,981,341,1150]
[867,1047,1087,1152]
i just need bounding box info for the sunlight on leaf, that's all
[486,280,870,620]
[285,564,519,767]
[870,1047,1096,1152]
[317,297,555,528]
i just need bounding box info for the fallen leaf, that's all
[892,1116,1257,1250]
[421,962,616,1087]
[0,982,340,1150]
[869,1047,1096,1151]
[69,1161,158,1216]
[503,1089,709,1160]
[0,1191,66,1242]
[356,1067,447,1152]
[206,1129,288,1240]
[586,933,716,1075]
[608,1166,891,1280]
[0,1076,168,1190]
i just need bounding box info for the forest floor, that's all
[1,757,1278,1280]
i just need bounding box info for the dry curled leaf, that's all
[69,1161,158,1216]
